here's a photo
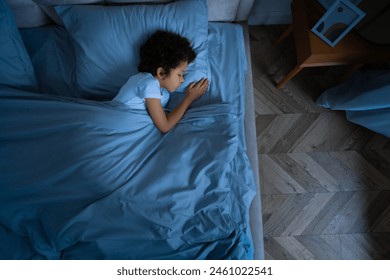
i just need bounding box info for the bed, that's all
[0,0,264,259]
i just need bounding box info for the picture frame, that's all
[311,0,365,47]
[317,0,362,10]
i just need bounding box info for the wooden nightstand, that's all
[275,0,390,88]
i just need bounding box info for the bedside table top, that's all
[292,0,390,67]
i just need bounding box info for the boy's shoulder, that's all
[133,73,160,96]
[130,72,158,86]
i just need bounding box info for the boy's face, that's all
[157,61,188,93]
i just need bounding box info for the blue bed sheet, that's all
[0,23,256,259]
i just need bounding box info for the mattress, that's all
[0,21,263,259]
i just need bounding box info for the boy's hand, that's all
[185,78,209,102]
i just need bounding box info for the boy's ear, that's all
[156,67,166,79]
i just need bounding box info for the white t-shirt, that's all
[113,73,170,109]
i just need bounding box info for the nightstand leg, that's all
[274,24,293,45]
[276,65,303,88]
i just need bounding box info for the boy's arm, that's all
[146,78,208,133]
[146,96,192,133]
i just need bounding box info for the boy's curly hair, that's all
[138,30,196,77]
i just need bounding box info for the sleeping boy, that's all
[113,30,208,133]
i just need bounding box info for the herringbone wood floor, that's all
[249,25,390,260]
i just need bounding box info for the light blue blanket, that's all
[0,88,255,259]
[316,70,390,137]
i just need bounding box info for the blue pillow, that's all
[20,26,77,97]
[0,0,38,91]
[55,0,210,100]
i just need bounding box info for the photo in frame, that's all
[312,0,365,47]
